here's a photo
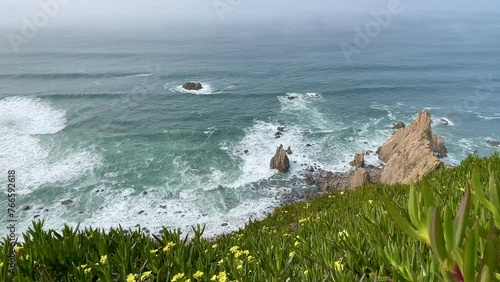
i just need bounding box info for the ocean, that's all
[1,18,500,238]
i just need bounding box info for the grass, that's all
[1,153,500,281]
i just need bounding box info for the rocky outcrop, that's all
[182,82,203,90]
[432,134,448,158]
[349,150,365,168]
[378,109,445,185]
[350,168,370,189]
[392,121,405,130]
[270,145,290,173]
[487,140,500,147]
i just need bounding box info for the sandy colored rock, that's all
[431,134,448,158]
[349,150,365,168]
[378,109,444,185]
[270,144,290,173]
[350,168,370,188]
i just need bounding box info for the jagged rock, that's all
[306,144,312,147]
[305,174,316,185]
[61,200,73,206]
[432,134,448,158]
[486,140,500,147]
[243,149,249,154]
[376,146,382,155]
[182,82,203,90]
[287,96,298,100]
[349,150,365,168]
[270,144,290,173]
[378,109,444,184]
[441,118,449,125]
[350,168,370,188]
[277,127,285,132]
[286,146,292,155]
[306,166,314,173]
[22,205,30,211]
[393,121,406,129]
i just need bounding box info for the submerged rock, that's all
[486,140,500,147]
[182,82,203,91]
[61,200,73,206]
[270,144,290,173]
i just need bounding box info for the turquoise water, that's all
[1,20,500,238]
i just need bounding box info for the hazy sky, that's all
[0,0,498,31]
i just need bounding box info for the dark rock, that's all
[38,207,44,210]
[305,174,316,185]
[286,146,292,155]
[287,96,298,100]
[277,126,285,132]
[392,122,405,129]
[182,82,203,91]
[376,146,382,155]
[486,140,500,147]
[270,144,290,173]
[22,205,30,211]
[44,209,49,212]
[202,213,208,217]
[142,191,147,195]
[306,144,312,147]
[306,167,314,173]
[221,223,228,227]
[33,215,40,219]
[160,205,167,209]
[243,150,249,154]
[440,118,449,125]
[138,210,145,215]
[78,211,84,214]
[175,211,182,214]
[61,199,73,206]
[275,132,283,138]
[363,142,369,145]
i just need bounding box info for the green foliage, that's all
[1,153,500,281]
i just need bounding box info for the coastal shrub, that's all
[1,153,499,281]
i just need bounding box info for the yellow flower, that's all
[237,264,243,270]
[0,262,3,268]
[141,271,152,281]
[340,191,345,195]
[243,250,250,255]
[150,249,158,254]
[304,270,309,276]
[100,255,108,264]
[185,280,191,282]
[212,244,218,249]
[163,242,176,253]
[338,230,349,238]
[218,258,224,264]
[84,268,91,275]
[289,251,295,258]
[193,271,204,279]
[217,272,227,282]
[368,200,373,204]
[24,254,30,260]
[210,275,217,281]
[294,241,301,247]
[126,273,136,282]
[298,218,307,223]
[335,260,344,271]
[14,245,23,252]
[229,246,239,253]
[80,264,88,269]
[171,273,185,282]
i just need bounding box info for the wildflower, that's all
[340,191,345,195]
[141,271,152,281]
[294,241,301,247]
[80,264,88,269]
[126,273,136,282]
[338,230,349,238]
[150,249,158,254]
[247,255,254,262]
[212,244,218,249]
[193,271,204,279]
[289,251,295,258]
[217,272,227,282]
[335,260,344,271]
[368,200,373,204]
[229,246,240,253]
[304,270,309,276]
[24,254,30,260]
[171,273,185,282]
[210,275,217,281]
[14,245,22,252]
[298,218,307,223]
[237,264,243,270]
[185,280,191,282]
[218,258,224,264]
[163,242,176,253]
[100,255,108,264]
[234,251,243,258]
[84,268,91,275]
[0,262,3,268]
[243,250,250,255]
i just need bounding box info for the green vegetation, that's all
[1,154,500,281]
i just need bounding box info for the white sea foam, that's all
[478,114,500,120]
[173,83,217,95]
[0,97,100,194]
[125,73,153,78]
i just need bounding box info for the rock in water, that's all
[182,82,203,91]
[286,146,292,155]
[486,140,500,147]
[392,121,405,129]
[378,109,445,185]
[431,134,448,158]
[349,150,365,168]
[350,168,370,188]
[270,144,290,173]
[61,199,73,206]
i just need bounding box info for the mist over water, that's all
[0,1,500,238]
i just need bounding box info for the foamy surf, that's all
[0,97,100,194]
